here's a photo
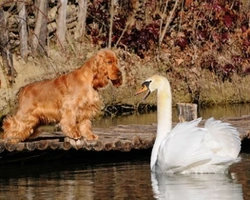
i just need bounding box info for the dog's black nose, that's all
[117,71,122,76]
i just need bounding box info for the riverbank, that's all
[1,1,250,116]
[1,46,250,117]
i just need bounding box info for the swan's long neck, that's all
[156,84,172,136]
[150,80,172,171]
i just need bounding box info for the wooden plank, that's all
[16,143,25,151]
[49,140,61,150]
[36,140,49,150]
[26,142,36,151]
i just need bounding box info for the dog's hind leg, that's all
[2,115,39,143]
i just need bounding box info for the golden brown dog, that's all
[2,49,122,143]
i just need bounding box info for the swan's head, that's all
[135,74,169,100]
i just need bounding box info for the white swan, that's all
[136,74,241,173]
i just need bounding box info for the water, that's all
[93,103,250,128]
[1,104,250,200]
[0,156,153,200]
[0,154,248,200]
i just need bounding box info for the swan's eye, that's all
[142,80,152,88]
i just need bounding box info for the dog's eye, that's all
[107,61,112,65]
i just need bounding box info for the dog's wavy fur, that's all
[2,49,122,143]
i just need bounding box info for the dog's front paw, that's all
[85,133,99,140]
[65,137,85,150]
[65,131,81,140]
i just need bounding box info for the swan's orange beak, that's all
[135,85,151,100]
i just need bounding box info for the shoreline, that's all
[1,49,250,116]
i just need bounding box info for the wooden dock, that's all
[0,124,157,152]
[0,124,156,164]
[0,115,250,164]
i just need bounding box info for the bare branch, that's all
[159,0,180,46]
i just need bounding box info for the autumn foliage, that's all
[2,0,250,83]
[86,0,250,82]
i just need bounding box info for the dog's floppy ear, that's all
[90,51,105,72]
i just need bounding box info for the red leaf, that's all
[224,14,233,28]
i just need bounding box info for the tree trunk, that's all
[108,0,114,48]
[75,0,88,41]
[57,0,68,47]
[32,0,48,56]
[18,2,29,61]
[0,7,16,85]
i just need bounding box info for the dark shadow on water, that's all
[0,148,151,179]
[240,138,250,154]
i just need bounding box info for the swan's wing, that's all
[204,118,241,159]
[157,118,212,172]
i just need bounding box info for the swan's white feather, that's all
[204,117,241,158]
[155,117,241,174]
[156,118,212,173]
[141,74,241,174]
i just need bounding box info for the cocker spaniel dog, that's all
[2,49,122,143]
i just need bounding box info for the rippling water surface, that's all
[0,154,249,200]
[1,104,250,200]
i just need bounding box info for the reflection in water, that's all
[229,154,250,200]
[93,111,158,128]
[151,173,243,200]
[0,159,154,200]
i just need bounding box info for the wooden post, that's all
[18,2,29,61]
[57,0,68,47]
[75,0,88,41]
[32,0,48,55]
[177,103,197,122]
[0,7,16,85]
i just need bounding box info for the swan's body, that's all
[136,75,241,174]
